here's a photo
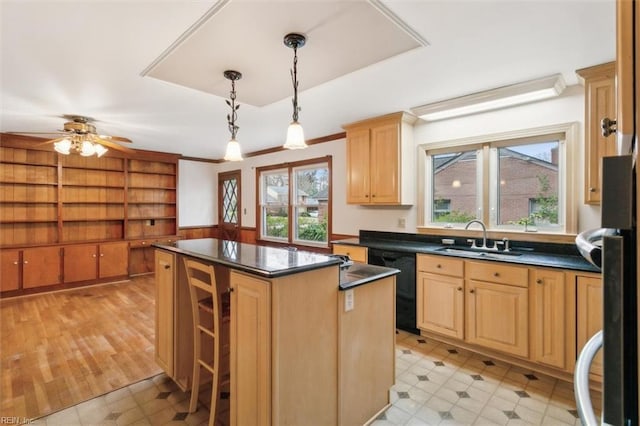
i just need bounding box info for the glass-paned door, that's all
[218,170,241,241]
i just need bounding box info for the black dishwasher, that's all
[368,249,419,334]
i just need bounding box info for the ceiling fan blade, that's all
[6,131,65,135]
[34,137,67,146]
[98,134,132,143]
[94,138,136,154]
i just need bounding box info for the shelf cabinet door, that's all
[417,272,464,339]
[64,244,98,283]
[1,250,21,291]
[466,280,529,358]
[531,269,573,370]
[346,128,371,204]
[155,249,175,377]
[577,275,603,377]
[230,271,271,426]
[369,123,400,204]
[577,62,617,204]
[22,246,61,288]
[99,242,129,278]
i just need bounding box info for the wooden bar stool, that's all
[184,259,230,426]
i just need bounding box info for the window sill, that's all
[255,238,331,254]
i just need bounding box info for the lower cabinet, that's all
[417,254,582,375]
[1,250,20,291]
[155,249,175,378]
[417,272,464,339]
[466,279,529,358]
[576,274,603,377]
[64,242,129,283]
[22,246,62,289]
[332,244,368,263]
[531,268,574,371]
[230,271,271,426]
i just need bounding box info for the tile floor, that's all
[33,330,601,425]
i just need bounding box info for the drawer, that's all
[129,239,154,249]
[333,244,367,263]
[417,254,464,277]
[466,260,528,287]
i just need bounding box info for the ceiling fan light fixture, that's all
[54,138,71,155]
[283,32,307,150]
[80,140,96,157]
[223,70,243,161]
[94,144,108,157]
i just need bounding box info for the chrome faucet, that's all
[464,220,495,250]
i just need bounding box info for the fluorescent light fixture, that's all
[412,74,566,122]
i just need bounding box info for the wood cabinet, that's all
[230,271,272,426]
[63,242,128,283]
[22,246,62,288]
[531,268,575,371]
[466,278,529,358]
[576,274,603,377]
[0,134,180,294]
[155,249,176,377]
[416,254,464,339]
[343,112,416,205]
[332,243,368,263]
[1,250,20,291]
[576,62,617,204]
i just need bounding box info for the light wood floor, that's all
[0,275,161,419]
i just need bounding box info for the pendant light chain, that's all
[227,77,239,140]
[291,43,300,123]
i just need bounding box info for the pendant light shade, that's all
[54,138,71,155]
[223,70,243,161]
[283,33,308,150]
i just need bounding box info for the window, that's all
[257,157,331,247]
[422,123,576,234]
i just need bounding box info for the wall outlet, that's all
[344,289,354,312]
[398,218,406,228]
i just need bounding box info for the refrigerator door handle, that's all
[575,330,602,426]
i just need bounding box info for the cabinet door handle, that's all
[589,187,596,193]
[372,194,376,198]
[23,260,28,264]
[92,254,97,258]
[228,287,234,292]
[536,279,543,284]
[469,289,475,294]
[13,261,18,265]
[164,264,170,270]
[100,253,104,257]
[365,194,369,198]
[457,287,462,291]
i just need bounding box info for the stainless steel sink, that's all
[436,246,522,259]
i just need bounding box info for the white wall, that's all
[178,84,600,235]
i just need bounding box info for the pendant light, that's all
[223,70,243,161]
[283,33,308,149]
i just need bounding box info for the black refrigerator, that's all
[575,1,639,424]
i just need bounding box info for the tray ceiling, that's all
[142,0,426,107]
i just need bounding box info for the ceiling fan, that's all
[9,115,134,157]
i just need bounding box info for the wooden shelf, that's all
[128,186,176,190]
[62,165,124,172]
[0,161,57,168]
[1,219,57,224]
[61,183,125,189]
[1,181,58,186]
[63,218,125,222]
[128,170,176,176]
[62,201,125,205]
[0,201,58,204]
[128,201,176,205]
[127,216,176,220]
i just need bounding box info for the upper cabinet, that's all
[343,112,416,205]
[576,62,617,205]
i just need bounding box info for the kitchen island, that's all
[154,238,399,426]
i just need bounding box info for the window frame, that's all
[256,156,332,249]
[418,123,578,237]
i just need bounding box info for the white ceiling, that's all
[1,0,616,160]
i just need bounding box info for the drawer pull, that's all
[436,264,442,268]
[457,287,462,291]
[493,272,500,277]
[536,279,543,284]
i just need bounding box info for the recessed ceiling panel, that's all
[142,0,425,106]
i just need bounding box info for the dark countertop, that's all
[153,238,399,287]
[339,263,400,290]
[332,234,600,273]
